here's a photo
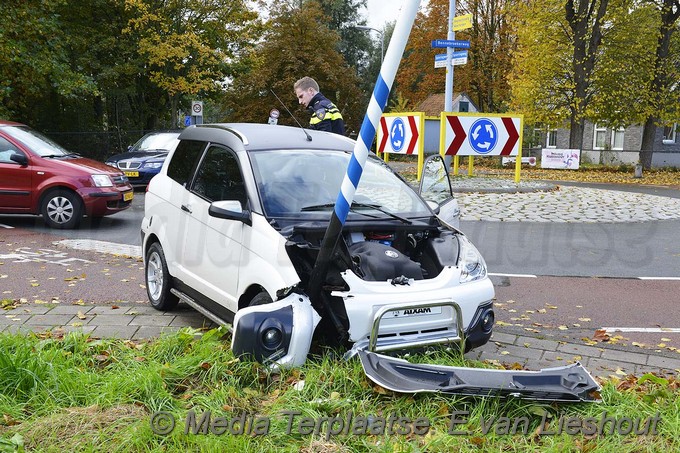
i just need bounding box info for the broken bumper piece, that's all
[359,351,601,402]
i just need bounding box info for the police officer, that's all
[294,77,345,135]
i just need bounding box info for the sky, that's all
[365,1,430,29]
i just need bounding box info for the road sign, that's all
[431,39,470,49]
[440,113,523,156]
[191,100,203,117]
[268,108,280,125]
[434,51,468,68]
[377,112,425,155]
[453,14,473,31]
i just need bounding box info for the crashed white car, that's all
[142,123,495,367]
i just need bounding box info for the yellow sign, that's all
[452,14,472,31]
[123,191,134,202]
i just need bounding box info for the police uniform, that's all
[307,92,345,135]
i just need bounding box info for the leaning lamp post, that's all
[355,25,384,64]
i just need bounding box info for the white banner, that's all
[541,149,580,169]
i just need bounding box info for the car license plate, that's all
[123,191,134,202]
[389,306,442,318]
[124,171,139,177]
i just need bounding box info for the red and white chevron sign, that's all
[440,113,523,156]
[377,113,424,155]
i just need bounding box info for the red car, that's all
[0,120,134,228]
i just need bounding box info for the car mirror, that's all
[10,153,28,166]
[209,200,251,225]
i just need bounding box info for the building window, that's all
[663,124,676,143]
[546,130,557,148]
[593,124,607,150]
[610,128,624,150]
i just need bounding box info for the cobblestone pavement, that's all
[388,161,680,223]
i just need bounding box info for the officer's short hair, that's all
[294,77,319,93]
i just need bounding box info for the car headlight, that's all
[91,174,113,187]
[458,235,487,283]
[143,162,163,169]
[105,161,118,168]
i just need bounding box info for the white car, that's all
[142,123,494,367]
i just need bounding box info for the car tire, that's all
[145,242,179,311]
[41,190,83,229]
[248,291,273,307]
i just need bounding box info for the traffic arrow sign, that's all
[377,113,425,156]
[441,113,523,156]
[445,116,467,155]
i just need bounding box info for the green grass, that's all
[0,328,677,452]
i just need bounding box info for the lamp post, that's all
[355,25,384,64]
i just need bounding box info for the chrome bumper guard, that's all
[346,300,464,358]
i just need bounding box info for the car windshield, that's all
[5,126,70,157]
[132,133,180,152]
[249,149,431,219]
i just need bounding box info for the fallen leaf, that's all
[546,304,558,309]
[537,309,547,314]
[500,351,510,355]
[658,343,667,348]
[558,325,568,330]
[77,311,87,320]
[578,318,591,322]
[661,338,671,342]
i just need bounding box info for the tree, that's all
[223,0,363,135]
[510,0,610,148]
[638,0,680,169]
[123,0,262,128]
[395,0,516,113]
[0,0,97,122]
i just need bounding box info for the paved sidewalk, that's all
[3,297,680,379]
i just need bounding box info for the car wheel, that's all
[145,242,179,311]
[248,291,273,307]
[41,190,82,229]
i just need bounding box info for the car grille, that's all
[117,161,141,170]
[112,175,129,186]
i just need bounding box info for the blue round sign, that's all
[468,119,498,154]
[390,118,405,152]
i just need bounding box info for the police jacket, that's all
[307,92,345,135]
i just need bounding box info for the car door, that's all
[0,135,32,211]
[418,155,460,229]
[180,144,248,312]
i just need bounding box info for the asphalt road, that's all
[2,190,679,279]
[1,188,678,356]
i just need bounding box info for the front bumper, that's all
[334,267,495,352]
[79,186,134,216]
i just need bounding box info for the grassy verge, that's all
[0,328,677,452]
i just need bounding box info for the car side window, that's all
[167,140,206,186]
[191,145,247,207]
[0,137,23,164]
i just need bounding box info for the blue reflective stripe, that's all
[334,193,350,221]
[358,116,376,156]
[347,154,363,188]
[373,75,390,110]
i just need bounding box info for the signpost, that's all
[440,112,524,182]
[431,39,470,49]
[452,13,473,31]
[377,112,426,179]
[434,51,468,68]
[268,108,280,126]
[191,100,203,125]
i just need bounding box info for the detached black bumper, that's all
[359,351,601,402]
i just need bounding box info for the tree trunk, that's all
[638,0,680,170]
[569,116,584,150]
[639,117,656,169]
